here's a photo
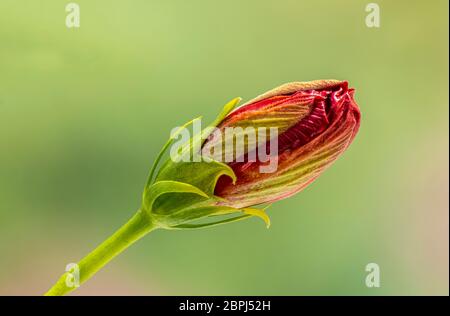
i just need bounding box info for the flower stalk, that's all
[45,210,158,296]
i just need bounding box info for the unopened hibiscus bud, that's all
[209,80,361,208]
[145,79,360,228]
[46,80,361,296]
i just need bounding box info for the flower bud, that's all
[144,80,360,228]
[207,80,361,208]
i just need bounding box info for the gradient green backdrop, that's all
[0,0,448,295]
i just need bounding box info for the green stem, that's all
[45,209,158,296]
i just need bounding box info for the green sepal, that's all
[144,97,240,192]
[145,116,201,187]
[152,202,235,227]
[242,207,271,228]
[168,205,271,229]
[155,159,236,196]
[169,214,252,230]
[208,97,241,131]
[153,201,271,229]
[142,180,208,212]
[150,98,241,202]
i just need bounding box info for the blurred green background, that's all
[0,0,448,295]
